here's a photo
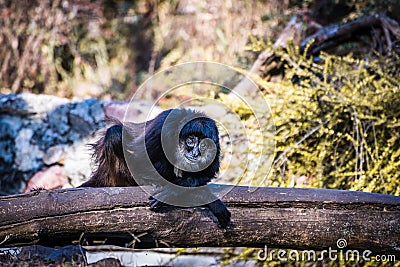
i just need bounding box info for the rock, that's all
[104,100,162,122]
[0,171,28,195]
[43,145,67,165]
[0,115,22,165]
[46,245,85,263]
[24,165,67,192]
[90,99,106,123]
[0,140,14,164]
[0,115,22,136]
[0,93,69,115]
[69,99,98,136]
[18,245,85,264]
[0,94,107,194]
[63,138,95,187]
[14,128,44,172]
[89,258,122,267]
[103,101,129,121]
[47,104,70,135]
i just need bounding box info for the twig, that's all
[274,119,329,166]
[301,14,399,54]
[233,16,302,95]
[0,235,10,246]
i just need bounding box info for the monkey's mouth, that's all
[185,155,199,162]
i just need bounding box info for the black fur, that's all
[80,122,133,187]
[80,109,231,228]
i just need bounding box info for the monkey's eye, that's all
[186,137,195,148]
[199,142,207,151]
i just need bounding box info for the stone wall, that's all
[0,93,162,195]
[0,94,105,194]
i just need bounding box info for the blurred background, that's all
[1,0,400,265]
[1,0,398,99]
[1,0,399,194]
[1,0,400,194]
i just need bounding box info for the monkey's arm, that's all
[149,182,231,229]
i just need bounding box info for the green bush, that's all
[246,41,400,195]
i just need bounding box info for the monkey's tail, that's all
[80,122,135,187]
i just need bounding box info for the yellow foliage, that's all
[241,40,400,195]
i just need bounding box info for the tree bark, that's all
[0,186,399,256]
[300,14,400,54]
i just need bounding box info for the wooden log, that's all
[0,186,399,257]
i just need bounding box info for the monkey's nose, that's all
[192,147,200,157]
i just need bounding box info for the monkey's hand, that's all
[149,184,231,229]
[148,185,176,210]
[207,199,231,229]
[149,195,165,210]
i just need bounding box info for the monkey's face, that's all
[157,109,220,178]
[183,134,213,161]
[175,133,218,174]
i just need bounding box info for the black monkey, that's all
[80,109,231,228]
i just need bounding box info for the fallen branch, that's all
[0,186,399,256]
[233,16,303,95]
[300,14,400,54]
